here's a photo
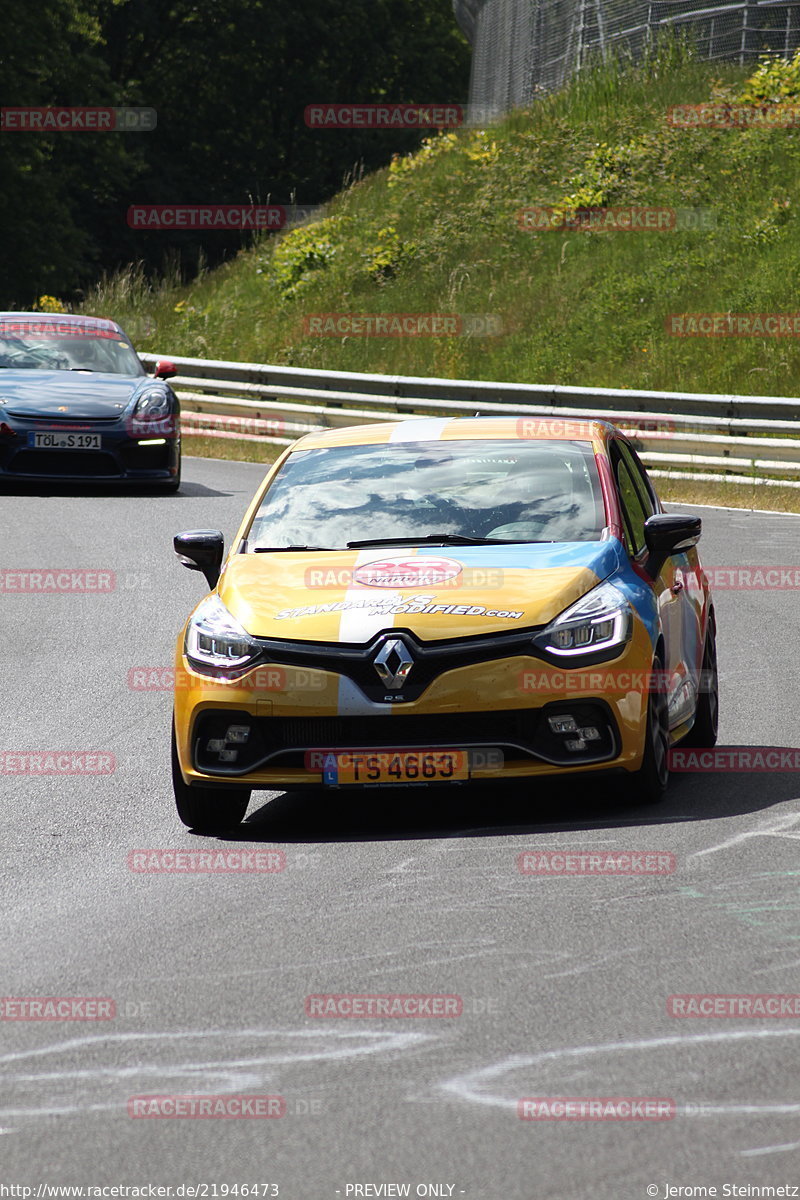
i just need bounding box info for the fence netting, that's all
[454,0,800,117]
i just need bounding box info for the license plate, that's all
[29,432,101,450]
[324,749,469,786]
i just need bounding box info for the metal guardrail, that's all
[139,352,800,488]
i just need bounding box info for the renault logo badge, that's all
[373,639,414,689]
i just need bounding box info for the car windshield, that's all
[0,321,144,375]
[247,438,606,549]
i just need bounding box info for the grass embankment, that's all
[81,44,800,511]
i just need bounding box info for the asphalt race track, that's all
[3,455,800,1197]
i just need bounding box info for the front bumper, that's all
[173,631,656,790]
[0,417,180,481]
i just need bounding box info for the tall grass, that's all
[77,50,800,397]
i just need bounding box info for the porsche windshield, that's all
[0,322,144,375]
[247,438,606,549]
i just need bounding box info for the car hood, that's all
[218,540,625,643]
[0,370,148,419]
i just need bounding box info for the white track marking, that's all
[687,809,800,862]
[435,1028,800,1113]
[741,1139,800,1156]
[0,1028,434,1119]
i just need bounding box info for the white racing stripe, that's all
[337,675,394,716]
[389,418,451,443]
[337,549,406,715]
[336,418,450,712]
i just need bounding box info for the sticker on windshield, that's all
[275,594,524,621]
[353,556,462,588]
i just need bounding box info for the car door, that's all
[610,438,696,730]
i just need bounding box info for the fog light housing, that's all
[226,725,250,743]
[548,715,578,734]
[193,710,265,775]
[534,701,620,766]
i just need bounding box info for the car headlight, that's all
[129,389,176,437]
[185,595,261,673]
[534,580,632,657]
[134,389,172,418]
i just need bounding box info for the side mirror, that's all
[643,513,701,577]
[154,359,177,380]
[174,529,224,589]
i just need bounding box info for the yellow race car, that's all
[171,417,717,830]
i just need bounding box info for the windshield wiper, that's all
[253,545,334,552]
[253,535,555,552]
[346,534,552,548]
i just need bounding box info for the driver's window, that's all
[618,441,656,519]
[613,449,648,556]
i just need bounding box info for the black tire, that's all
[171,723,250,832]
[680,617,719,748]
[623,654,670,805]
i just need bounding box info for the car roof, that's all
[290,415,616,451]
[0,312,121,333]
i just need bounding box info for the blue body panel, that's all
[415,537,660,644]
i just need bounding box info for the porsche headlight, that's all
[134,389,172,418]
[535,580,632,657]
[185,595,261,673]
[130,388,176,437]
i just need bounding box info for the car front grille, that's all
[8,450,120,477]
[274,710,532,748]
[192,703,620,776]
[5,410,121,423]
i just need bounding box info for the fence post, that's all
[576,0,587,68]
[594,0,608,60]
[740,0,755,62]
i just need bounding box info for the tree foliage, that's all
[0,0,470,307]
